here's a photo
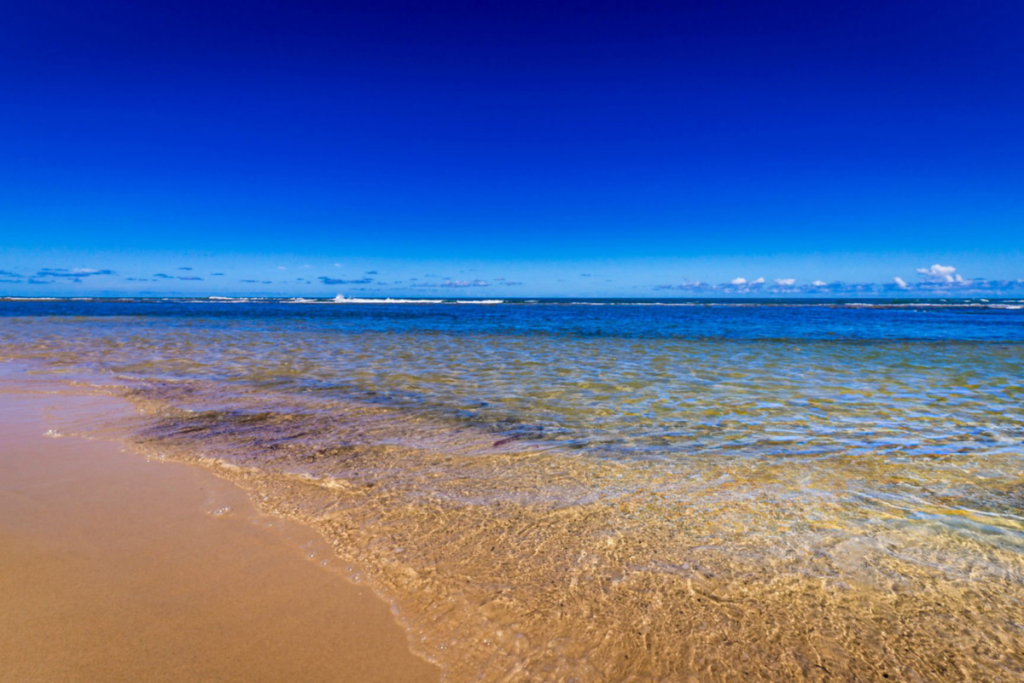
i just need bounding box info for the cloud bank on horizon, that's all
[656,265,1024,296]
[2,262,1023,297]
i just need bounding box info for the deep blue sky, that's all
[1,0,1022,297]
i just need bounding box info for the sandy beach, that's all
[2,303,1022,681]
[0,376,439,683]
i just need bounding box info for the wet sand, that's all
[0,381,440,683]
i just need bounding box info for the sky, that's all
[1,0,1023,298]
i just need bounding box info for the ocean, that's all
[2,297,1023,680]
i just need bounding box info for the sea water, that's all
[2,298,1023,680]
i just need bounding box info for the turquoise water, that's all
[2,298,1023,680]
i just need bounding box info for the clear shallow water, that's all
[2,299,1023,681]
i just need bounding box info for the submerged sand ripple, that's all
[116,381,1024,682]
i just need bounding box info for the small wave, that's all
[843,302,1024,310]
[333,294,443,304]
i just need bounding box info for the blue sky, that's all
[1,1,1022,297]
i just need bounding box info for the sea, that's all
[2,297,1023,681]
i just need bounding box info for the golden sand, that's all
[0,385,439,683]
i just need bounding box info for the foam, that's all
[332,295,443,304]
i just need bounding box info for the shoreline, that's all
[3,305,1023,680]
[0,371,440,683]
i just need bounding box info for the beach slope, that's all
[0,383,439,683]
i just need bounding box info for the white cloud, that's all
[650,275,1024,296]
[731,277,747,285]
[751,277,765,285]
[440,279,489,288]
[916,263,963,283]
